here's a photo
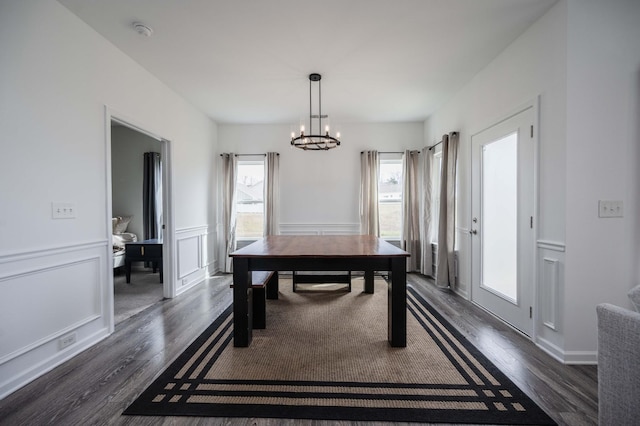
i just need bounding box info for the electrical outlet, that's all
[58,332,76,350]
[52,202,77,219]
[598,200,623,218]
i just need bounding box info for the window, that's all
[236,160,264,239]
[378,155,403,239]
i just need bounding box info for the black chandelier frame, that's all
[291,73,341,151]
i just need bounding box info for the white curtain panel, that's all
[264,152,280,236]
[402,150,420,272]
[420,147,435,277]
[436,132,459,288]
[359,150,380,236]
[221,153,238,273]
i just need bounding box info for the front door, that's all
[471,107,535,336]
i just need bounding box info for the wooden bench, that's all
[231,271,278,329]
[292,271,351,292]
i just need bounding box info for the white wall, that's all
[111,125,163,239]
[426,1,569,357]
[217,122,423,239]
[0,0,217,398]
[427,0,640,363]
[564,0,640,357]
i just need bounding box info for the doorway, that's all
[470,106,535,336]
[108,116,171,327]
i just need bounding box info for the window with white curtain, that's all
[236,159,264,240]
[378,154,403,239]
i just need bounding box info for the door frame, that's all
[468,96,540,339]
[104,106,176,333]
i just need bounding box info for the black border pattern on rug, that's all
[124,285,556,425]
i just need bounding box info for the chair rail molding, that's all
[0,240,108,264]
[279,223,360,236]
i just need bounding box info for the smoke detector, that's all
[133,22,153,37]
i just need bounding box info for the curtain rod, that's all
[360,151,419,154]
[219,153,279,157]
[428,132,458,150]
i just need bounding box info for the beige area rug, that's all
[124,278,555,424]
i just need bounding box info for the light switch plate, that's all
[52,202,76,219]
[598,200,623,218]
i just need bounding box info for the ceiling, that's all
[59,0,556,125]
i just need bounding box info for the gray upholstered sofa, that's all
[596,285,640,425]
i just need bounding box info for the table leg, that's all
[266,271,279,300]
[388,257,407,347]
[233,257,252,347]
[125,260,132,284]
[364,269,374,293]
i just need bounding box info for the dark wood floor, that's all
[0,273,598,425]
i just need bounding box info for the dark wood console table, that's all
[230,235,409,348]
[125,239,163,283]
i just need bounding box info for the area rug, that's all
[113,265,164,325]
[124,279,556,424]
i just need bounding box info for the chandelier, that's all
[290,73,341,150]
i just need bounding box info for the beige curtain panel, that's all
[420,146,436,277]
[264,152,280,236]
[436,132,459,288]
[221,153,238,273]
[359,151,380,236]
[402,150,420,272]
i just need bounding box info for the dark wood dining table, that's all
[229,235,410,348]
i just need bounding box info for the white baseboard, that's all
[535,336,597,365]
[452,284,469,300]
[175,272,206,296]
[561,350,598,365]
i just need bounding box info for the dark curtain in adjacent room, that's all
[143,152,162,241]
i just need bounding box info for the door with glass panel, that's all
[471,107,534,336]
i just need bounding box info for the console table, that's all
[125,238,163,283]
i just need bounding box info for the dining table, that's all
[229,235,410,348]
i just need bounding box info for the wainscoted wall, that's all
[0,241,111,399]
[540,256,560,331]
[534,240,574,363]
[175,226,216,295]
[423,2,573,358]
[0,1,218,399]
[216,122,422,275]
[0,227,218,398]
